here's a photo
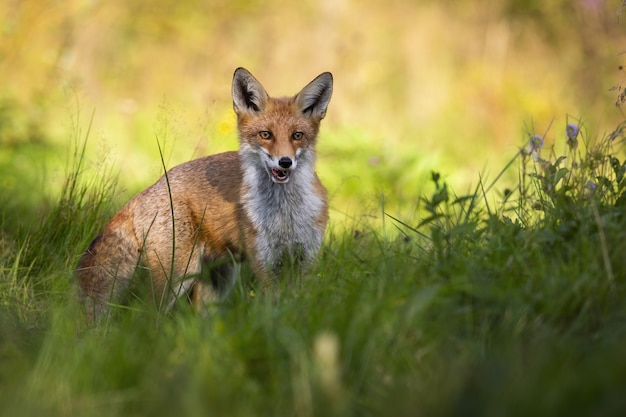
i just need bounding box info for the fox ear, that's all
[232,68,269,115]
[295,72,333,120]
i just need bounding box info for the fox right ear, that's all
[232,68,269,115]
[295,72,333,121]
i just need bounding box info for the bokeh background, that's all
[1,0,625,220]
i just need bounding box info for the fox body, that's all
[76,68,333,320]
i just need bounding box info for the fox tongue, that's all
[272,168,288,180]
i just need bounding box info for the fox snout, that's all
[268,155,296,183]
[278,157,292,169]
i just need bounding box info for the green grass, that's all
[2,117,626,417]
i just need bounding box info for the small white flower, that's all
[566,123,579,140]
[586,181,597,191]
[528,134,544,152]
[566,123,579,151]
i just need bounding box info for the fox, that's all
[76,67,333,321]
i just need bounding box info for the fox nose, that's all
[278,157,293,169]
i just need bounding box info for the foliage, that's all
[1,116,626,416]
[2,2,625,415]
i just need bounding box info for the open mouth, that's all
[270,168,290,183]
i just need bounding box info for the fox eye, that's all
[292,131,304,141]
[258,131,272,140]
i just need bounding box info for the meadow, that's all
[2,0,626,416]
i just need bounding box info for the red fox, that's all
[76,68,333,321]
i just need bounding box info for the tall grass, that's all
[2,116,626,416]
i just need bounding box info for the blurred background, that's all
[1,0,625,220]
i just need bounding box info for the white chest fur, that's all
[241,158,325,273]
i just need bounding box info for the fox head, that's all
[232,68,333,185]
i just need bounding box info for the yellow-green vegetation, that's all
[2,0,625,214]
[2,1,626,416]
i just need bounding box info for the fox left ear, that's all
[232,67,269,115]
[295,72,333,121]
